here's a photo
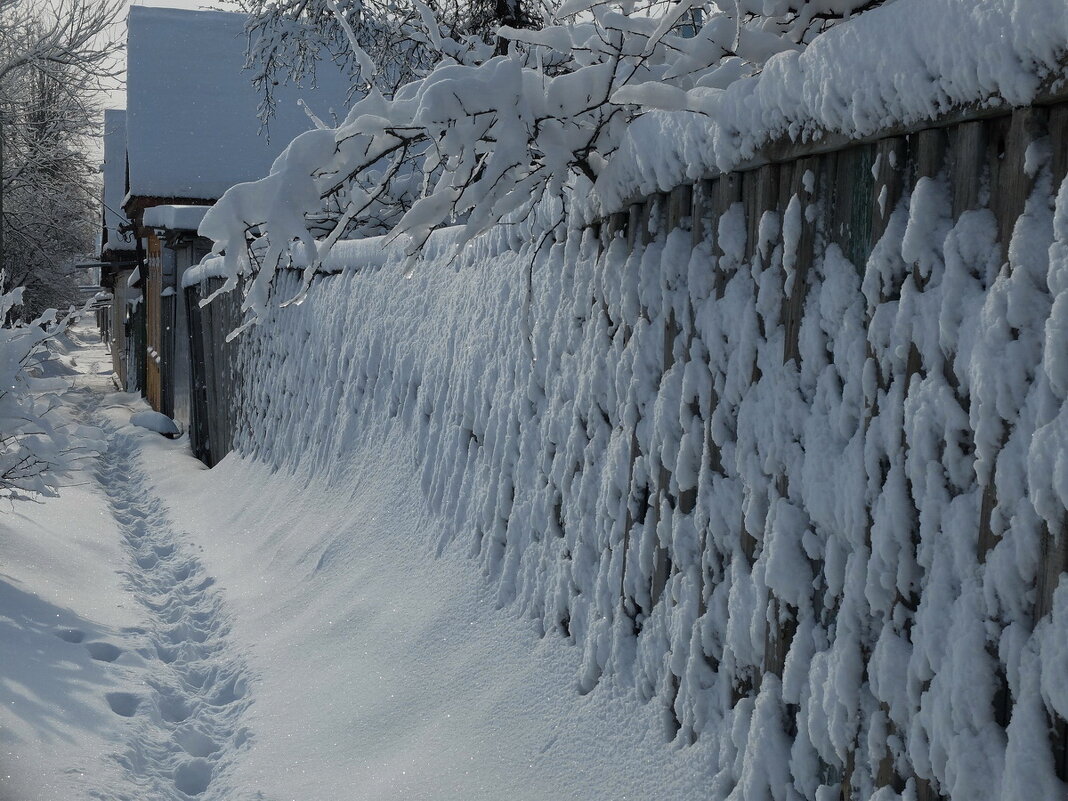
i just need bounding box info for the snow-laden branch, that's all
[206,0,895,328]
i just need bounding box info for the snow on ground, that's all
[0,329,140,800]
[1,320,715,799]
[135,427,716,800]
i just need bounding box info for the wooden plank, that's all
[993,107,1047,265]
[782,156,819,367]
[618,200,644,616]
[913,126,947,182]
[146,233,163,412]
[641,194,665,246]
[742,168,762,265]
[951,120,987,216]
[603,211,624,249]
[183,286,204,463]
[978,109,1048,560]
[667,184,692,231]
[870,137,909,248]
[830,147,855,258]
[742,164,776,272]
[761,156,816,680]
[1037,520,1068,782]
[650,188,686,608]
[219,289,233,457]
[1051,103,1068,189]
[712,174,742,299]
[976,115,1014,563]
[691,179,713,249]
[885,126,946,801]
[626,203,642,249]
[846,143,876,268]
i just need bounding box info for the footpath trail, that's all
[23,326,257,800]
[85,412,253,800]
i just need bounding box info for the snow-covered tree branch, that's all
[0,286,96,500]
[206,0,894,327]
[0,0,124,318]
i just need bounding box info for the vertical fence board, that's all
[951,120,987,216]
[1045,100,1068,786]
[1050,104,1068,189]
[871,137,909,247]
[782,156,819,367]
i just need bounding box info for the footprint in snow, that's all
[85,641,122,662]
[105,692,141,718]
[86,421,254,800]
[54,627,85,643]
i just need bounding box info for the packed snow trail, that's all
[86,407,252,800]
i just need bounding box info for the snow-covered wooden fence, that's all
[586,95,1068,798]
[184,279,244,467]
[184,89,1068,800]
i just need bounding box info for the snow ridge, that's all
[594,0,1068,216]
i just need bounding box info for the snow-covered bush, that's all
[0,287,92,499]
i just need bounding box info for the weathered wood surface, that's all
[185,277,244,467]
[146,233,164,412]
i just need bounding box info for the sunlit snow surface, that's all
[597,0,1068,216]
[0,324,713,800]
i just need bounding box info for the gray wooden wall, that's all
[185,279,244,467]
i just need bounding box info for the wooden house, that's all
[118,5,349,431]
[141,205,211,432]
[97,108,138,388]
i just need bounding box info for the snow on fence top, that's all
[125,6,352,202]
[182,225,479,289]
[101,109,133,255]
[594,0,1068,216]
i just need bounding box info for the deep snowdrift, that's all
[136,429,718,800]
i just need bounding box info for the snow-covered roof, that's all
[125,6,352,202]
[102,109,134,255]
[143,205,211,233]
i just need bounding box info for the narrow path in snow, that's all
[84,401,253,800]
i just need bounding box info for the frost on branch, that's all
[205,0,894,327]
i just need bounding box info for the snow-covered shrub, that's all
[0,287,92,499]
